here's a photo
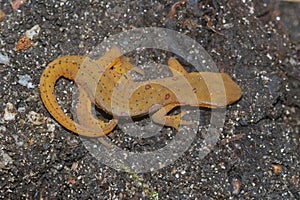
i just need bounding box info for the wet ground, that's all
[0,0,299,199]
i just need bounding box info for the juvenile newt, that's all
[40,47,242,137]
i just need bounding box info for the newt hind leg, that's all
[151,104,195,130]
[76,86,118,137]
[94,46,145,77]
[168,58,188,76]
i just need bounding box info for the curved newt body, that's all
[40,47,242,137]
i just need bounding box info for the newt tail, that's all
[40,55,118,137]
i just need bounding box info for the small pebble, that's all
[232,178,242,194]
[16,141,24,146]
[0,126,6,132]
[47,123,56,132]
[27,111,46,125]
[18,74,35,89]
[71,162,78,171]
[0,148,13,168]
[3,103,16,121]
[0,54,9,65]
[238,119,248,126]
[291,176,299,187]
[12,135,24,147]
[17,107,26,112]
[25,25,41,40]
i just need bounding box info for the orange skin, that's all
[40,47,242,137]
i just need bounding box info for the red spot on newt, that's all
[145,84,151,90]
[165,93,171,100]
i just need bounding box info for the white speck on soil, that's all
[0,147,13,169]
[18,74,35,89]
[3,103,16,121]
[0,54,9,65]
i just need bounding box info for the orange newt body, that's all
[40,47,242,137]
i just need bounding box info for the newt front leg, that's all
[151,103,195,130]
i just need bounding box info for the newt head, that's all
[221,73,242,106]
[186,72,242,108]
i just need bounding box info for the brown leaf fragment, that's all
[271,164,283,175]
[169,0,188,19]
[15,35,31,51]
[11,0,26,11]
[0,9,5,22]
[68,174,77,185]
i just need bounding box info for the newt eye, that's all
[192,88,197,93]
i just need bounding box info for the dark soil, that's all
[0,0,299,199]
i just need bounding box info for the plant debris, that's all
[15,35,31,51]
[11,0,26,11]
[0,9,5,22]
